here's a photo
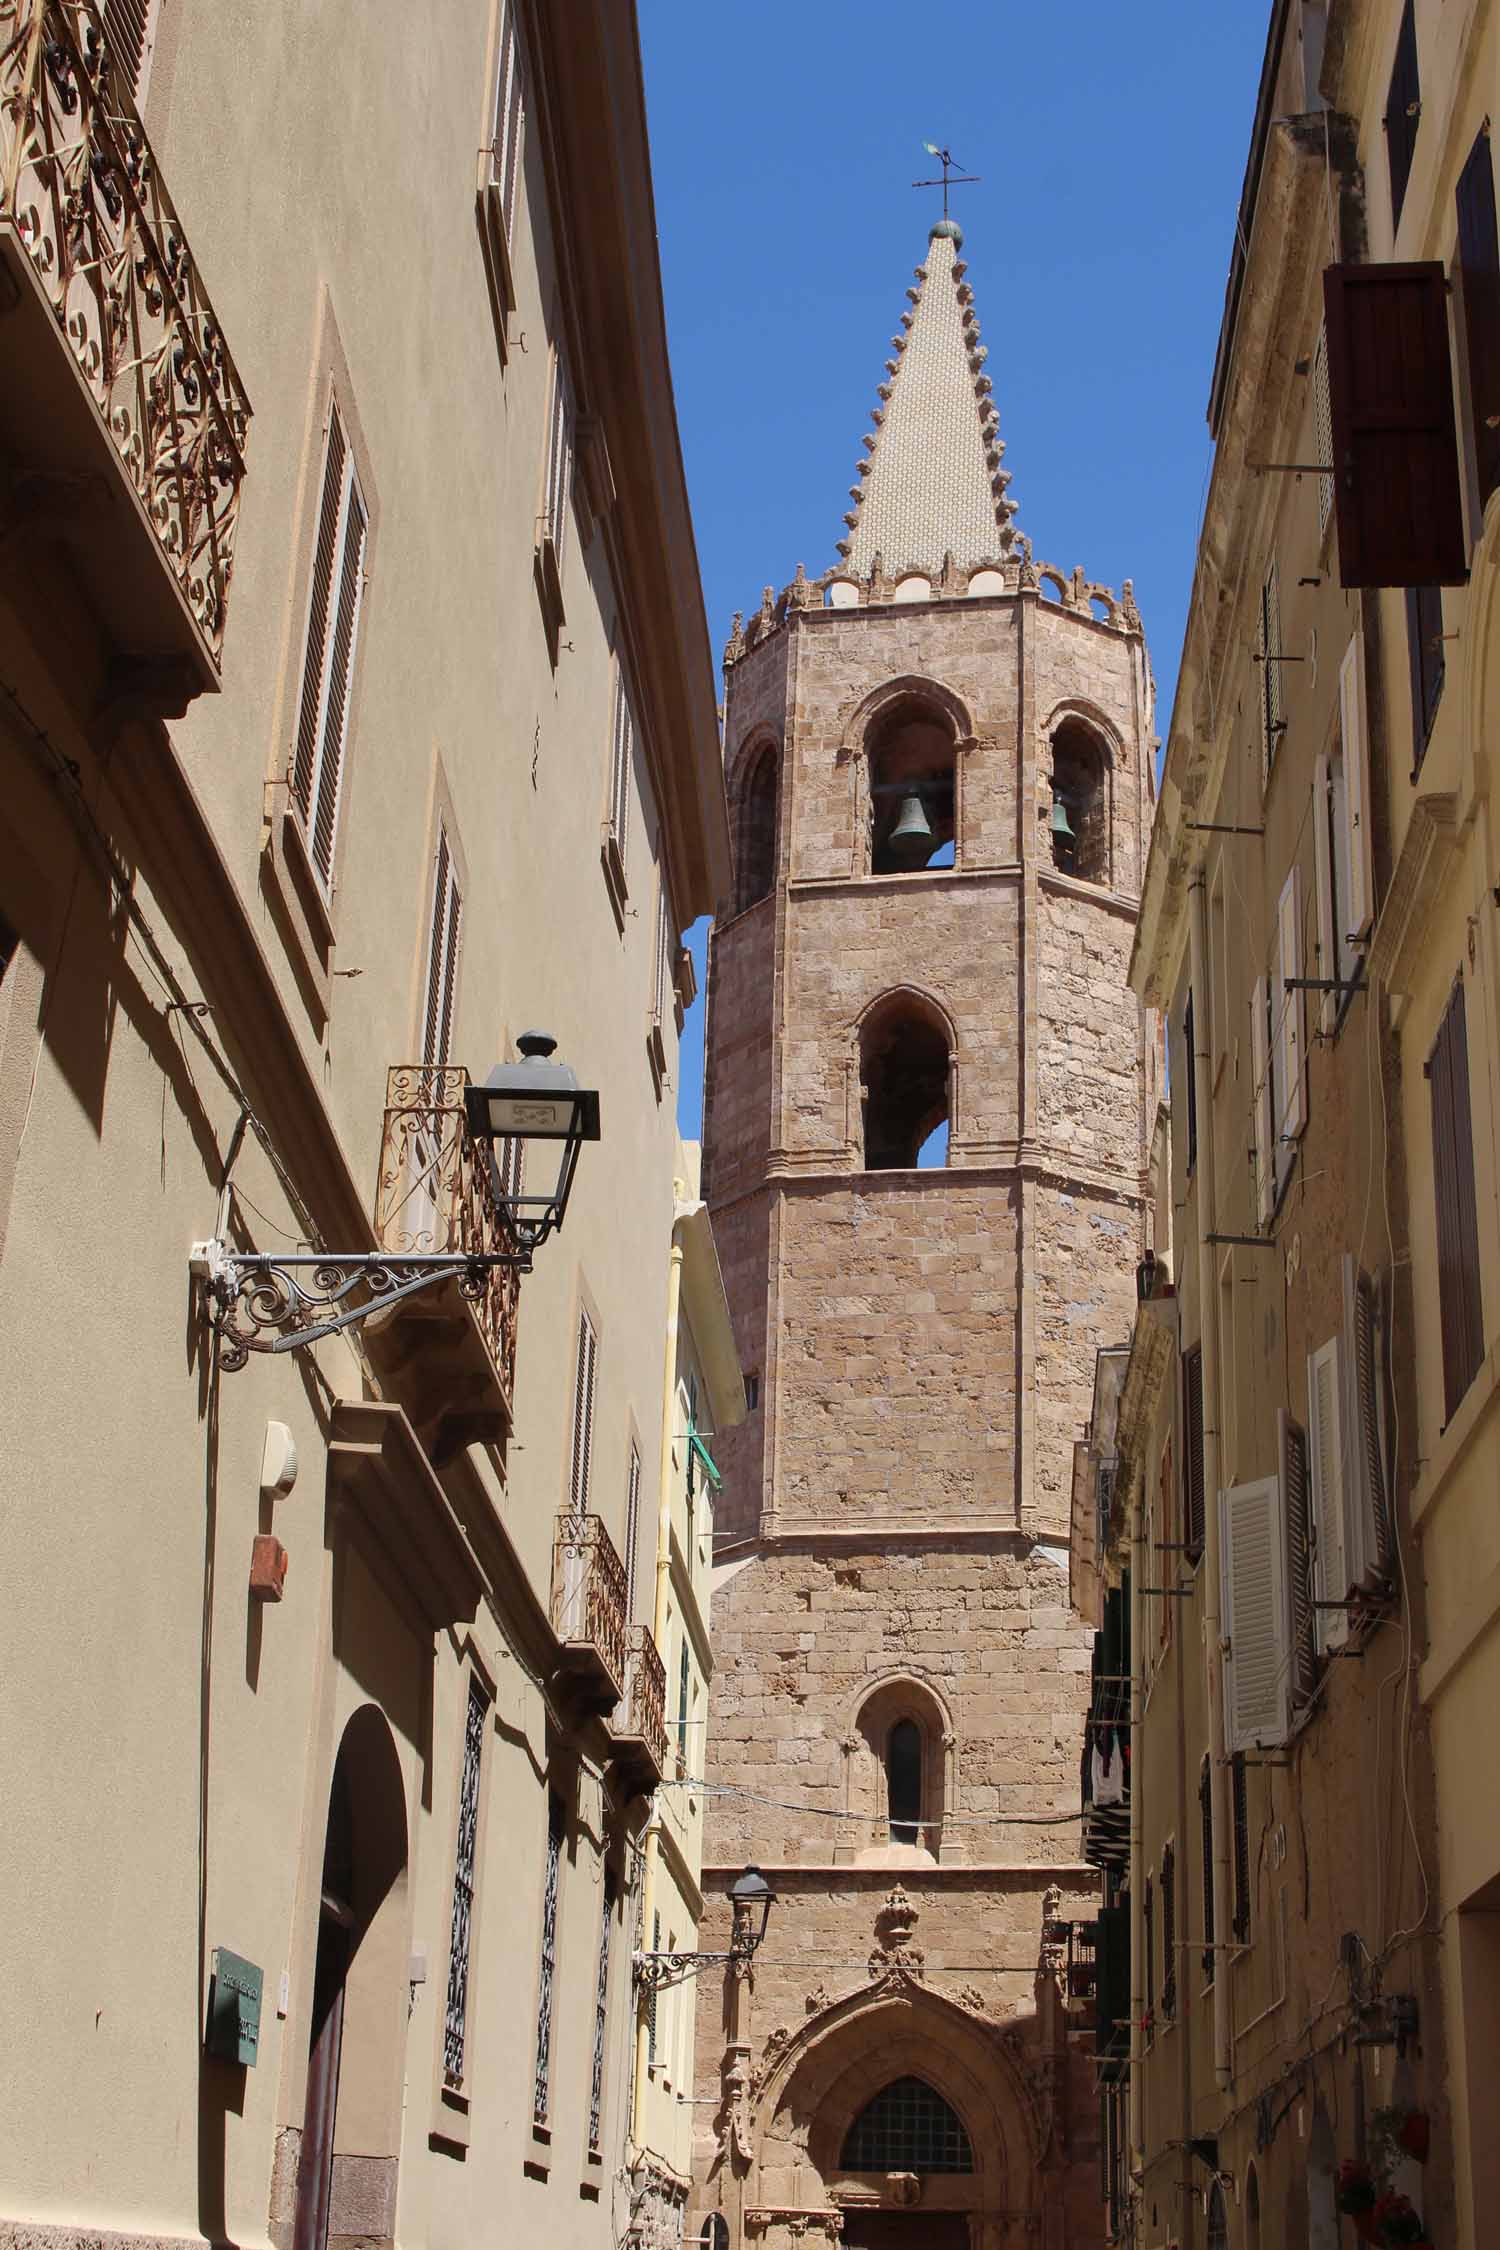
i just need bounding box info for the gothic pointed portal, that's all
[838,222,1018,578]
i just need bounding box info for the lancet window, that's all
[735,742,779,911]
[1048,719,1109,884]
[867,698,957,874]
[860,994,951,1170]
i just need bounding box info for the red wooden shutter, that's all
[1457,128,1500,506]
[1323,263,1467,588]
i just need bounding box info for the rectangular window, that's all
[1160,1843,1177,2024]
[609,668,634,860]
[1313,324,1334,538]
[443,1674,489,2090]
[1458,127,1500,509]
[420,823,463,1071]
[533,1791,565,2127]
[587,1869,615,2157]
[1182,988,1198,1172]
[1405,585,1446,772]
[1308,1332,1351,1650]
[489,0,525,250]
[622,1442,642,1620]
[745,1370,761,1410]
[1257,558,1284,779]
[1182,1346,1205,1560]
[1279,1409,1319,1705]
[1385,0,1421,234]
[677,1635,691,1766]
[542,351,575,573]
[1428,978,1486,1421]
[1199,1756,1216,1986]
[568,1309,598,1516]
[1219,1474,1291,1751]
[292,401,368,894]
[1231,1754,1251,1942]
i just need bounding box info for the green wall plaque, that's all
[206,1947,263,2066]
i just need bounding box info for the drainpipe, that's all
[631,1213,686,2155]
[1189,874,1234,2095]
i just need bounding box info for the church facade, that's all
[686,219,1159,2249]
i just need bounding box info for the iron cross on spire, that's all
[911,143,981,221]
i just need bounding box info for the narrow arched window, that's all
[736,746,778,911]
[841,2077,974,2174]
[887,1719,922,1844]
[699,2218,729,2250]
[1048,719,1109,884]
[860,999,950,1170]
[867,699,957,874]
[1205,2181,1229,2250]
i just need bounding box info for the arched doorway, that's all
[293,1706,409,2250]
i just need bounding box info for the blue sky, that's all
[639,3,1272,1139]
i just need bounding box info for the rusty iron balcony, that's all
[371,1064,521,1458]
[551,1512,628,1714]
[0,0,251,704]
[609,1625,668,1793]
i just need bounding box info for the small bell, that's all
[1050,793,1076,841]
[886,790,935,868]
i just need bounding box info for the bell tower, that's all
[691,219,1156,2249]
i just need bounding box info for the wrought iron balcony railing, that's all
[610,1625,668,1790]
[551,1511,628,1713]
[0,0,251,685]
[372,1064,521,1447]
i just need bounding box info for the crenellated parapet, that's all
[722,551,1145,671]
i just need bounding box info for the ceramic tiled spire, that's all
[836,219,1019,576]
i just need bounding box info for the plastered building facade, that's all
[0,7,728,2250]
[689,219,1159,2250]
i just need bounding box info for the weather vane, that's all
[911,142,981,221]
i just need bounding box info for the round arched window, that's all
[699,2217,729,2250]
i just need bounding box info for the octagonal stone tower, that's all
[688,223,1158,2250]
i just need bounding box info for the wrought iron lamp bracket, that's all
[189,1236,532,1370]
[632,1935,761,1994]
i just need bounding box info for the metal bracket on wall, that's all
[188,1238,530,1371]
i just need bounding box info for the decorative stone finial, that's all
[723,611,744,666]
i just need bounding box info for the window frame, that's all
[432,1651,496,2144]
[532,1788,567,2135]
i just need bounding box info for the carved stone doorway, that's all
[840,2216,970,2249]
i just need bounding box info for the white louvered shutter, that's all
[1312,752,1338,1036]
[1220,1475,1291,1751]
[1307,1336,1349,1650]
[1251,974,1273,1225]
[1277,865,1306,1148]
[103,0,160,104]
[569,1310,597,1516]
[420,827,463,1073]
[1338,635,1373,942]
[1343,1255,1394,1582]
[292,403,367,894]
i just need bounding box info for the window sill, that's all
[600,826,628,933]
[430,2079,472,2153]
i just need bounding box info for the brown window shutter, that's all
[1457,127,1500,506]
[1323,263,1467,588]
[1183,1345,1205,1558]
[1429,978,1486,1420]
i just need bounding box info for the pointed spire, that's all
[838,221,1020,578]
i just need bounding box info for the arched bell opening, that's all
[293,1705,409,2250]
[734,739,779,912]
[866,697,958,875]
[859,994,953,1172]
[1047,717,1110,885]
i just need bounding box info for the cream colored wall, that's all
[0,5,719,2250]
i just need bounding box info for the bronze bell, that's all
[886,789,935,868]
[1050,793,1076,841]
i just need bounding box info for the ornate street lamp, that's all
[191,1030,600,1365]
[633,1864,778,1993]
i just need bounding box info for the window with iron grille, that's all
[1199,1756,1216,1986]
[443,1673,489,2089]
[1428,977,1485,1421]
[1160,1843,1176,2022]
[532,1791,565,2126]
[1385,0,1421,235]
[840,2077,974,2174]
[292,401,368,895]
[587,1869,615,2156]
[1231,1754,1251,1943]
[1182,1346,1205,1559]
